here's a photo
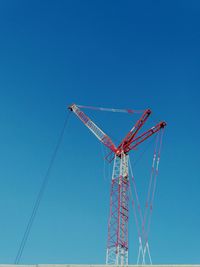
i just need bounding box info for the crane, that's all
[69,103,166,265]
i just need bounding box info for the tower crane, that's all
[69,103,166,265]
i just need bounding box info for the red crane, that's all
[69,103,166,265]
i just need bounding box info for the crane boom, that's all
[68,104,117,153]
[117,109,152,153]
[124,121,166,153]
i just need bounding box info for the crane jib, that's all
[69,103,166,158]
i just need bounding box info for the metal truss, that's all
[106,153,129,265]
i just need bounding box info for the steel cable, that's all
[14,111,71,264]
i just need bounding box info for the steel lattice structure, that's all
[106,153,129,265]
[69,103,166,265]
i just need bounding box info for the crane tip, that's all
[68,103,75,111]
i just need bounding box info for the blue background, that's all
[0,0,200,264]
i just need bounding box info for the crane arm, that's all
[117,109,152,153]
[68,104,117,153]
[123,121,166,153]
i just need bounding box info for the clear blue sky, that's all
[0,0,200,265]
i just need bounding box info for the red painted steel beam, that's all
[125,121,166,153]
[116,109,152,155]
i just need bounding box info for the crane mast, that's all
[106,152,129,265]
[69,103,166,265]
